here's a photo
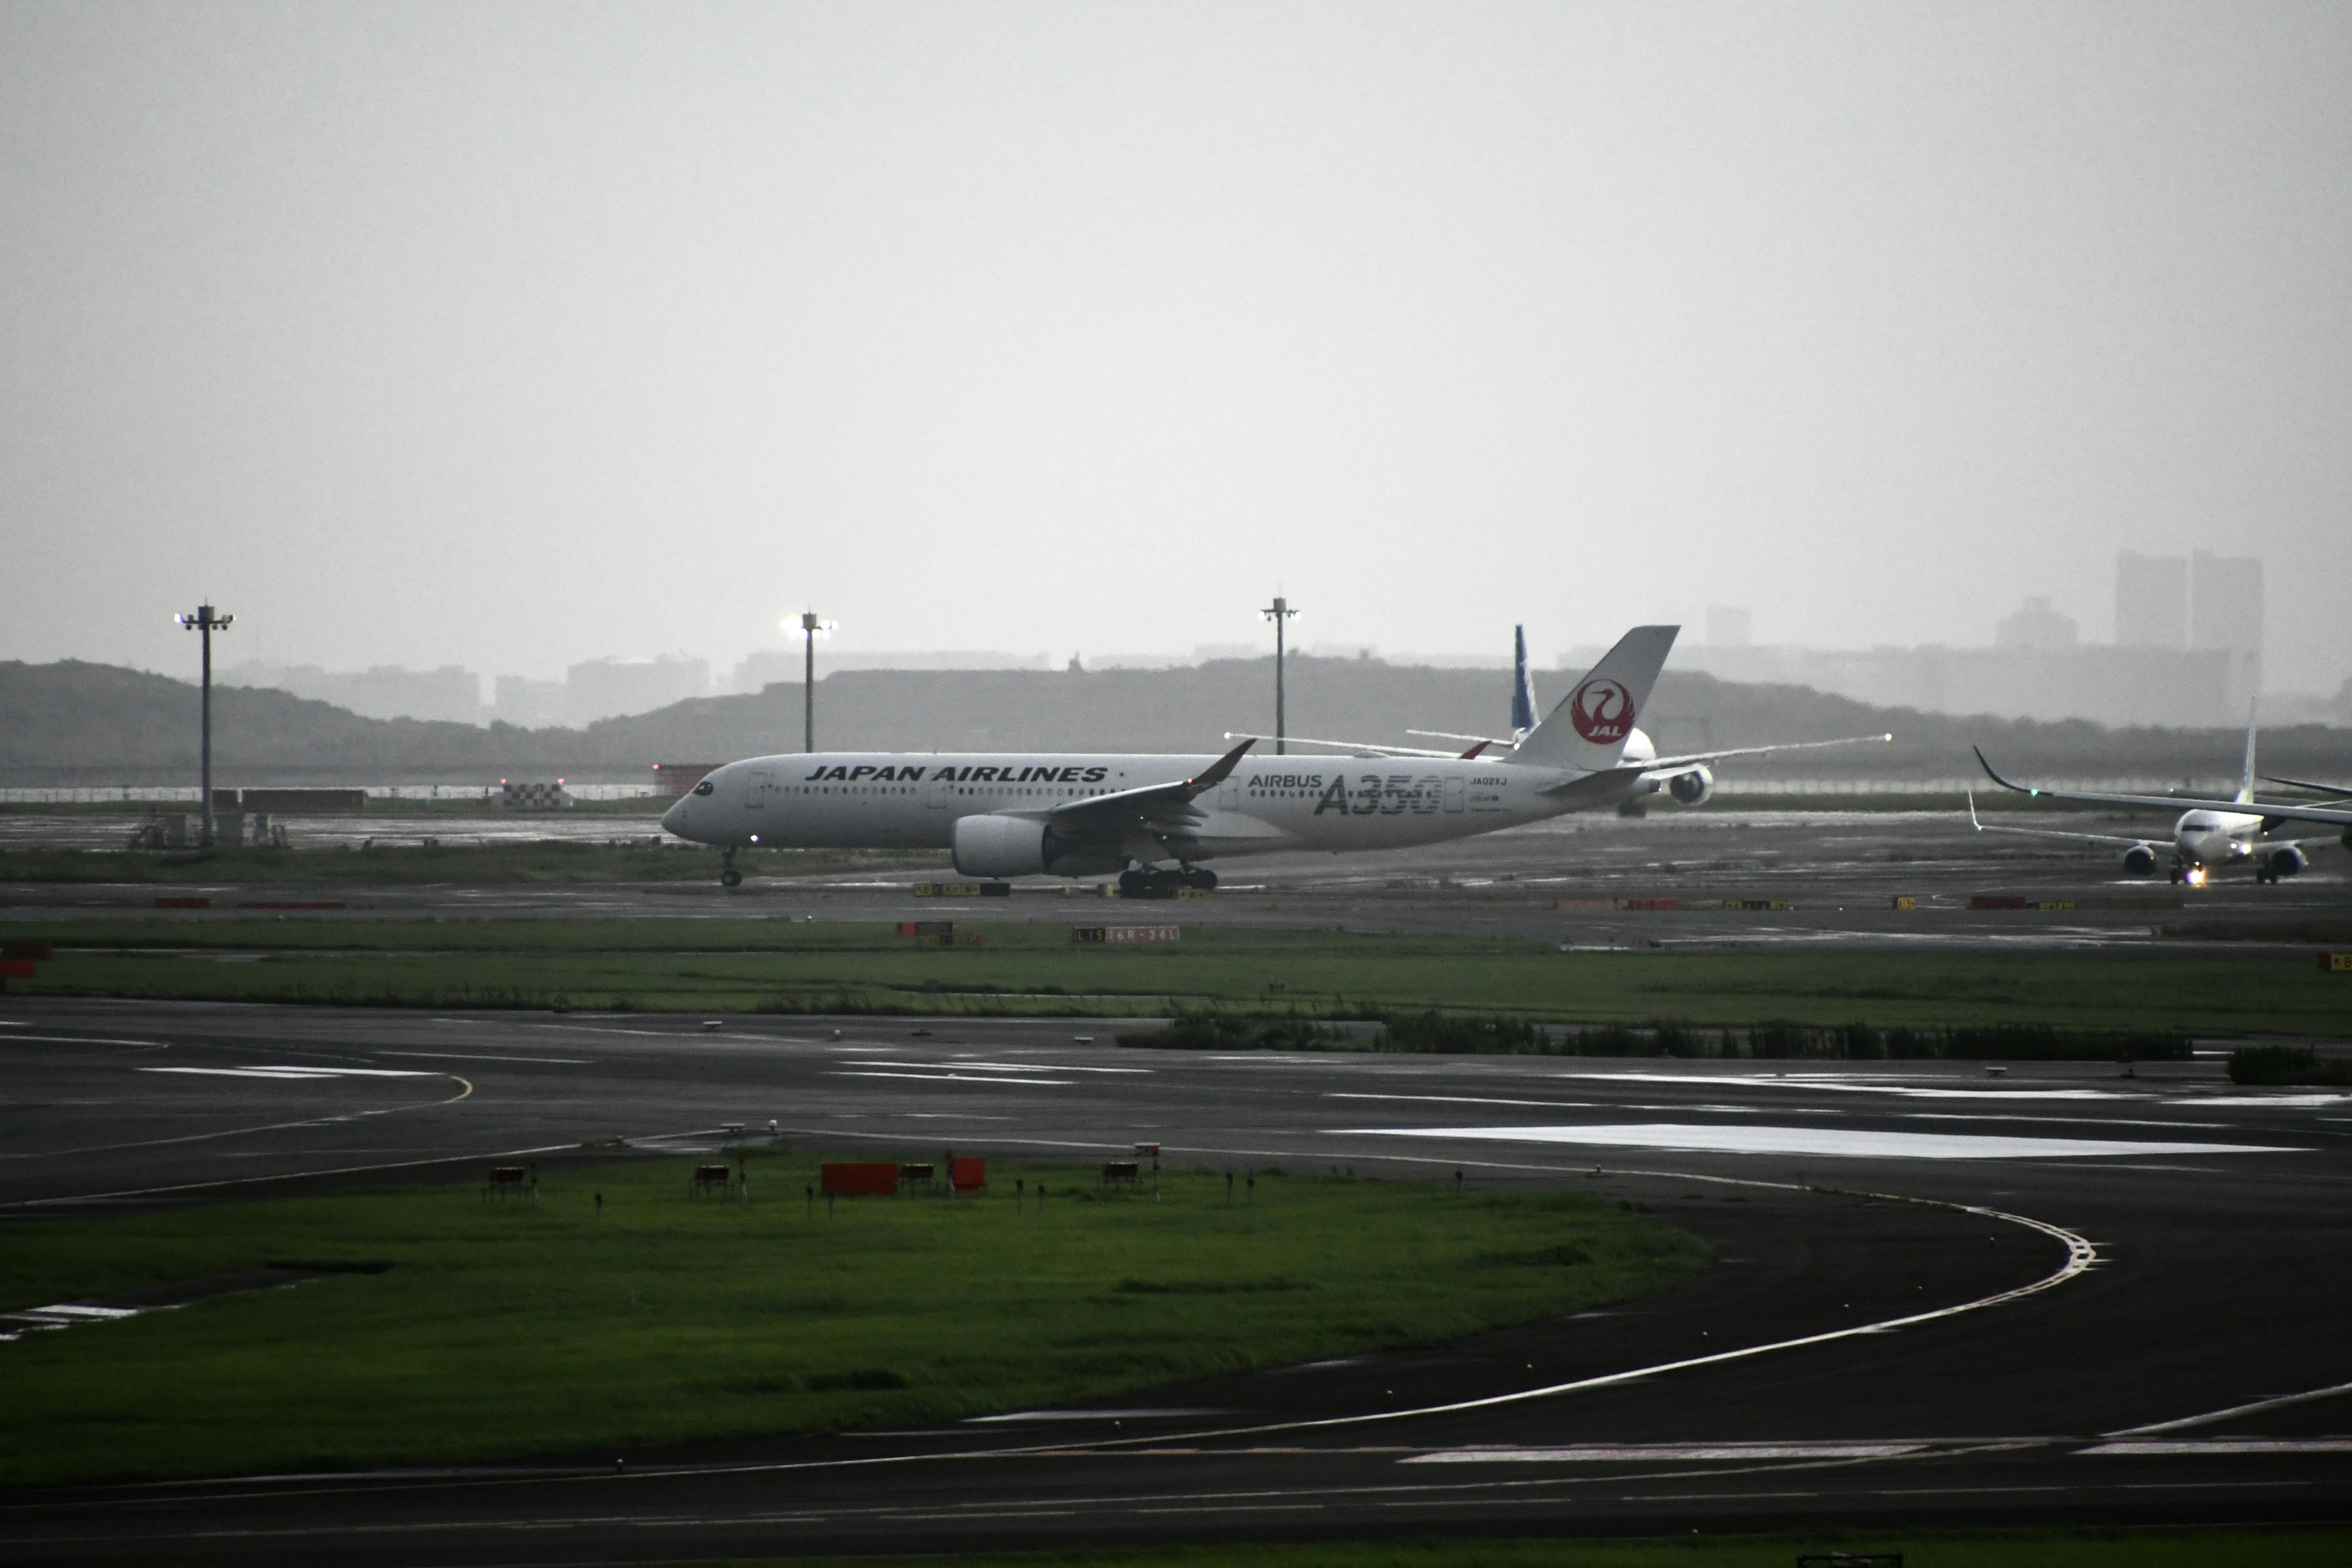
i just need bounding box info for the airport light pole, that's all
[1261,595,1297,756]
[797,611,836,752]
[176,603,233,846]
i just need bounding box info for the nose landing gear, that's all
[720,848,742,889]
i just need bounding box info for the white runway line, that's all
[1340,1122,2296,1160]
[967,1409,1231,1424]
[374,1051,591,1066]
[2106,1377,2352,1437]
[1555,1071,2132,1102]
[848,1059,1150,1075]
[140,1066,436,1080]
[1405,1442,1928,1463]
[831,1071,1076,1087]
[2081,1439,2352,1455]
[3,1035,168,1047]
[1329,1093,1602,1110]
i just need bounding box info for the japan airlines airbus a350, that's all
[660,624,1887,895]
[1970,709,2352,886]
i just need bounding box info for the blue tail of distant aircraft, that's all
[1510,625,1537,739]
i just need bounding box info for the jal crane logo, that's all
[1567,678,1635,744]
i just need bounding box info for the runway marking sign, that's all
[1073,925,1181,944]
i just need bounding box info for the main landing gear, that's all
[720,848,742,889]
[1117,865,1217,899]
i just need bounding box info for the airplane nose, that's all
[660,797,692,839]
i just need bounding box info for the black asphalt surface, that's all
[4,989,2352,1562]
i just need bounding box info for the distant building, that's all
[2116,552,2188,648]
[492,674,567,728]
[565,655,710,723]
[1994,596,2078,652]
[1706,606,1753,647]
[2191,551,2263,657]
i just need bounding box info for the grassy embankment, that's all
[5,918,2347,1036]
[0,1159,1703,1488]
[0,842,945,884]
[611,1531,2352,1568]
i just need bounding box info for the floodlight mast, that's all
[176,604,233,846]
[1261,595,1298,756]
[797,611,835,752]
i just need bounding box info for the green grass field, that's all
[0,1158,1705,1488]
[8,917,2347,1034]
[643,1531,2352,1568]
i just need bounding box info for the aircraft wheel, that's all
[721,869,742,889]
[1180,867,1218,891]
[1117,869,1149,899]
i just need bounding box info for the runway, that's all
[4,997,2351,1562]
[5,807,2347,949]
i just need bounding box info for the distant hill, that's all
[3,657,2343,788]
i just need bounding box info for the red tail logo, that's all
[1569,678,1635,744]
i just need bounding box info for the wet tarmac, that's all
[2,999,2351,1562]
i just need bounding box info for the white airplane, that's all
[1970,707,2352,886]
[1229,622,1893,816]
[662,625,1890,894]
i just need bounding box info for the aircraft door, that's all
[1216,782,1239,810]
[746,769,774,810]
[925,776,951,810]
[1442,778,1465,814]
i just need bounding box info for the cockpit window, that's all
[692,778,716,796]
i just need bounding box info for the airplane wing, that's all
[2263,775,2352,799]
[1967,792,2162,850]
[1406,729,1513,747]
[1640,733,1895,772]
[1036,739,1257,835]
[1976,749,2352,827]
[1220,731,1461,759]
[1537,765,1655,806]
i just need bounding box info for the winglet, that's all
[1186,737,1256,796]
[1974,747,2034,796]
[1966,790,1984,831]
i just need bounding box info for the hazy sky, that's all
[6,2,2348,689]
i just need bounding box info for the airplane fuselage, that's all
[660,750,1612,864]
[2169,807,2266,880]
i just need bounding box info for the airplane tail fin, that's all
[1510,625,1537,739]
[1509,624,1679,771]
[2237,693,2260,806]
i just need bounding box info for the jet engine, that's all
[1667,766,1715,807]
[952,814,1048,878]
[2121,843,2158,876]
[2266,844,2308,880]
[951,814,1124,878]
